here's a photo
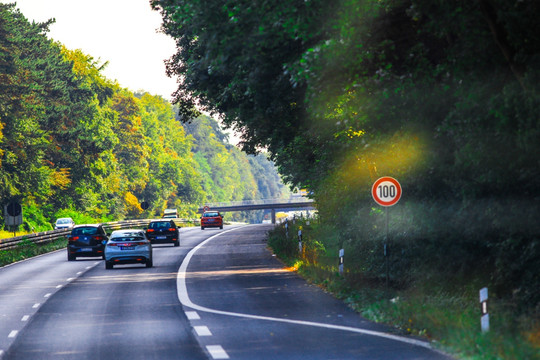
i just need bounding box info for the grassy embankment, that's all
[267,220,539,360]
[0,230,67,267]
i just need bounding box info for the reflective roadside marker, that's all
[298,229,303,253]
[480,287,489,333]
[339,249,344,275]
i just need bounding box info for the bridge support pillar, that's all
[271,209,276,224]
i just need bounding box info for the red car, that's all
[200,211,223,230]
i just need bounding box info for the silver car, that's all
[104,229,153,269]
[54,217,75,229]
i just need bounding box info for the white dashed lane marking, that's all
[186,311,200,320]
[1,261,101,359]
[206,345,229,359]
[194,326,212,336]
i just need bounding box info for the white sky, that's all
[3,0,178,100]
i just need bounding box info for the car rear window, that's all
[72,227,99,235]
[203,212,219,217]
[149,222,174,229]
[111,236,145,242]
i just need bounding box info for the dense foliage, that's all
[0,3,286,229]
[152,0,539,314]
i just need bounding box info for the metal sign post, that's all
[4,203,23,237]
[371,177,402,288]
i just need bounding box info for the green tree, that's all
[152,0,540,308]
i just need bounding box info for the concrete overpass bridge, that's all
[198,198,315,224]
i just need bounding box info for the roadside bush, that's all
[53,209,105,226]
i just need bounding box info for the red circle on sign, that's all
[203,206,210,212]
[371,177,402,207]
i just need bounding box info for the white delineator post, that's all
[298,228,302,253]
[339,248,344,275]
[480,287,489,333]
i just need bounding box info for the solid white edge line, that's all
[177,225,432,350]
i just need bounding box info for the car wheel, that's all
[105,261,113,269]
[67,252,75,261]
[174,240,179,247]
[220,225,223,229]
[146,259,153,268]
[201,227,204,230]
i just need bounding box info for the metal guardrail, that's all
[0,218,196,251]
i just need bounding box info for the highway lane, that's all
[2,227,213,360]
[180,224,453,360]
[0,249,102,357]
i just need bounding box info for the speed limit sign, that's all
[372,177,402,207]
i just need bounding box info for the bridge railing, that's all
[202,197,313,209]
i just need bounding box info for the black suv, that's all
[67,224,108,261]
[145,220,180,246]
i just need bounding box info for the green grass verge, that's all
[268,225,540,360]
[0,237,67,267]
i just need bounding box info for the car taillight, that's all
[168,228,175,231]
[68,236,79,242]
[136,242,147,246]
[94,236,104,241]
[147,229,155,232]
[107,243,117,247]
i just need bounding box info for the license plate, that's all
[81,248,92,252]
[207,219,215,222]
[156,236,167,240]
[120,246,135,250]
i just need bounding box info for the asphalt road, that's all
[0,224,452,359]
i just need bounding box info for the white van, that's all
[162,208,178,219]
